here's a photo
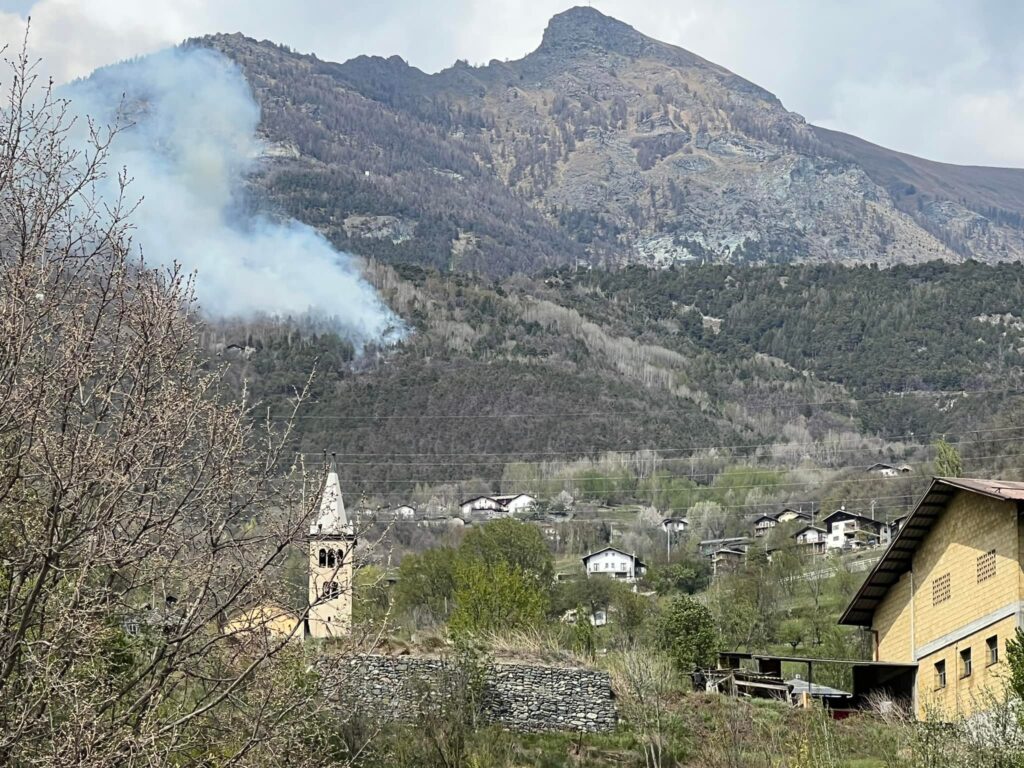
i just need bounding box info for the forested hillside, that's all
[210,261,1024,509]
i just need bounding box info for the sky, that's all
[1,0,1023,167]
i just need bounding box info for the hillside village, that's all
[269,455,1024,728]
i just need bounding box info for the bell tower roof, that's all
[309,460,350,537]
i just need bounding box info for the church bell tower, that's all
[307,459,354,638]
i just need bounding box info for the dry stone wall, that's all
[319,655,617,733]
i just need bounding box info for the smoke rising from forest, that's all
[64,46,403,345]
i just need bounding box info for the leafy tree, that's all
[449,559,547,635]
[934,438,964,478]
[647,559,710,596]
[459,518,554,584]
[393,547,458,625]
[653,596,719,673]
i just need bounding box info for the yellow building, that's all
[223,601,304,645]
[307,462,355,638]
[840,477,1024,720]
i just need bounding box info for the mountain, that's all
[200,7,1024,274]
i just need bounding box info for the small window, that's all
[318,548,327,567]
[935,660,946,689]
[326,549,337,568]
[932,573,951,606]
[977,549,996,582]
[960,648,972,678]
[987,636,999,666]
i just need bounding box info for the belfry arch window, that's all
[323,581,340,599]
[326,549,337,568]
[318,549,327,567]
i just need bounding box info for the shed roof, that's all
[839,477,1024,626]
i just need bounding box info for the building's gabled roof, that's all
[792,525,826,538]
[821,508,886,528]
[839,477,1024,626]
[661,516,688,524]
[460,495,505,507]
[713,548,745,557]
[753,514,779,525]
[492,493,535,503]
[310,462,351,537]
[866,462,911,473]
[581,546,648,568]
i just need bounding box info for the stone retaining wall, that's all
[319,655,617,733]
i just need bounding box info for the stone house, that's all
[866,463,912,478]
[840,477,1024,719]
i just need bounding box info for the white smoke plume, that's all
[64,46,404,346]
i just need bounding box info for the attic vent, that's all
[932,572,951,606]
[977,549,997,583]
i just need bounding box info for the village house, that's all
[458,493,537,519]
[866,462,912,477]
[777,507,813,524]
[822,507,891,551]
[582,546,648,582]
[840,477,1024,720]
[711,548,745,576]
[752,513,779,538]
[699,536,751,557]
[661,516,689,533]
[381,504,416,520]
[493,493,538,513]
[792,525,827,554]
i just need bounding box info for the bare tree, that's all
[0,38,334,766]
[610,647,675,768]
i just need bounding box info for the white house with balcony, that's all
[822,507,890,551]
[582,546,647,582]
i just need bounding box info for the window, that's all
[932,573,951,606]
[960,648,972,678]
[322,581,340,600]
[977,549,996,583]
[987,636,999,666]
[935,660,946,690]
[326,549,337,568]
[318,548,327,567]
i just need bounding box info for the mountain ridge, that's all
[198,7,1024,273]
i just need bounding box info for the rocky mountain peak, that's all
[538,6,650,58]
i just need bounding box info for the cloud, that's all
[3,0,1022,166]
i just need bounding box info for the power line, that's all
[293,424,1024,461]
[320,433,1024,468]
[269,386,1024,421]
